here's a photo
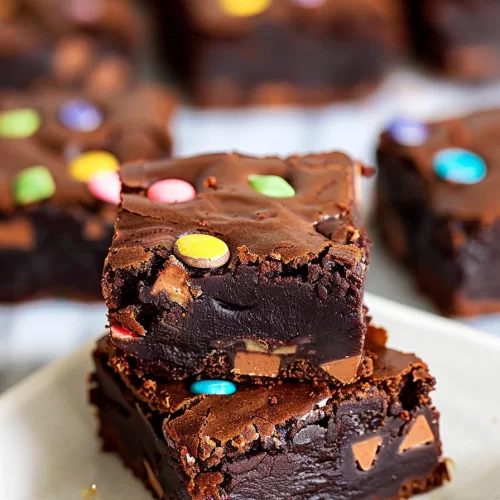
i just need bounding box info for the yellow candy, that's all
[219,0,271,17]
[174,234,230,269]
[69,151,119,183]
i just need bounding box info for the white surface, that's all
[0,293,499,500]
[0,68,498,392]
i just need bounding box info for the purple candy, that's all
[388,118,429,147]
[58,99,103,133]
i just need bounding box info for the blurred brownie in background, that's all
[0,0,141,96]
[406,0,500,80]
[152,0,406,107]
[376,112,500,316]
[0,85,175,302]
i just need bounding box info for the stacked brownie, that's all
[377,112,500,316]
[0,86,176,301]
[0,0,140,96]
[90,152,448,499]
[152,0,406,107]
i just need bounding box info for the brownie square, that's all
[376,111,500,316]
[102,152,372,385]
[407,0,500,80]
[153,0,405,107]
[0,86,176,301]
[0,0,140,95]
[90,335,449,499]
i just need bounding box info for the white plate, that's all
[0,293,499,500]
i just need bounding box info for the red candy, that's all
[147,178,196,204]
[88,170,121,205]
[110,324,138,341]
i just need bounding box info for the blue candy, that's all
[433,148,487,185]
[388,118,429,147]
[190,380,237,395]
[58,99,103,132]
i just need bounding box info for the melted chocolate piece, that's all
[89,337,449,499]
[377,109,500,316]
[0,86,176,301]
[103,152,371,382]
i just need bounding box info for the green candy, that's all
[13,166,56,205]
[0,108,41,138]
[248,175,296,198]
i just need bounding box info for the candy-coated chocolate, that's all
[190,380,237,395]
[110,324,138,340]
[388,118,429,147]
[13,166,56,205]
[433,148,487,185]
[69,150,119,182]
[0,108,41,138]
[58,99,103,132]
[294,0,325,7]
[249,174,296,198]
[88,171,121,205]
[147,179,196,204]
[174,234,230,269]
[219,0,271,17]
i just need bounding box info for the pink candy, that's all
[294,0,325,6]
[110,325,138,341]
[147,178,196,204]
[88,170,121,205]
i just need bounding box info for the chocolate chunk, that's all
[233,352,281,378]
[399,415,435,453]
[320,355,361,384]
[0,218,35,250]
[352,435,382,471]
[151,257,194,307]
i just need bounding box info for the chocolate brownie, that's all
[89,335,449,499]
[376,112,500,316]
[0,86,176,301]
[407,0,500,80]
[153,0,406,107]
[102,152,372,384]
[0,0,140,95]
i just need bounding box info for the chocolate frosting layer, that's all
[115,152,365,265]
